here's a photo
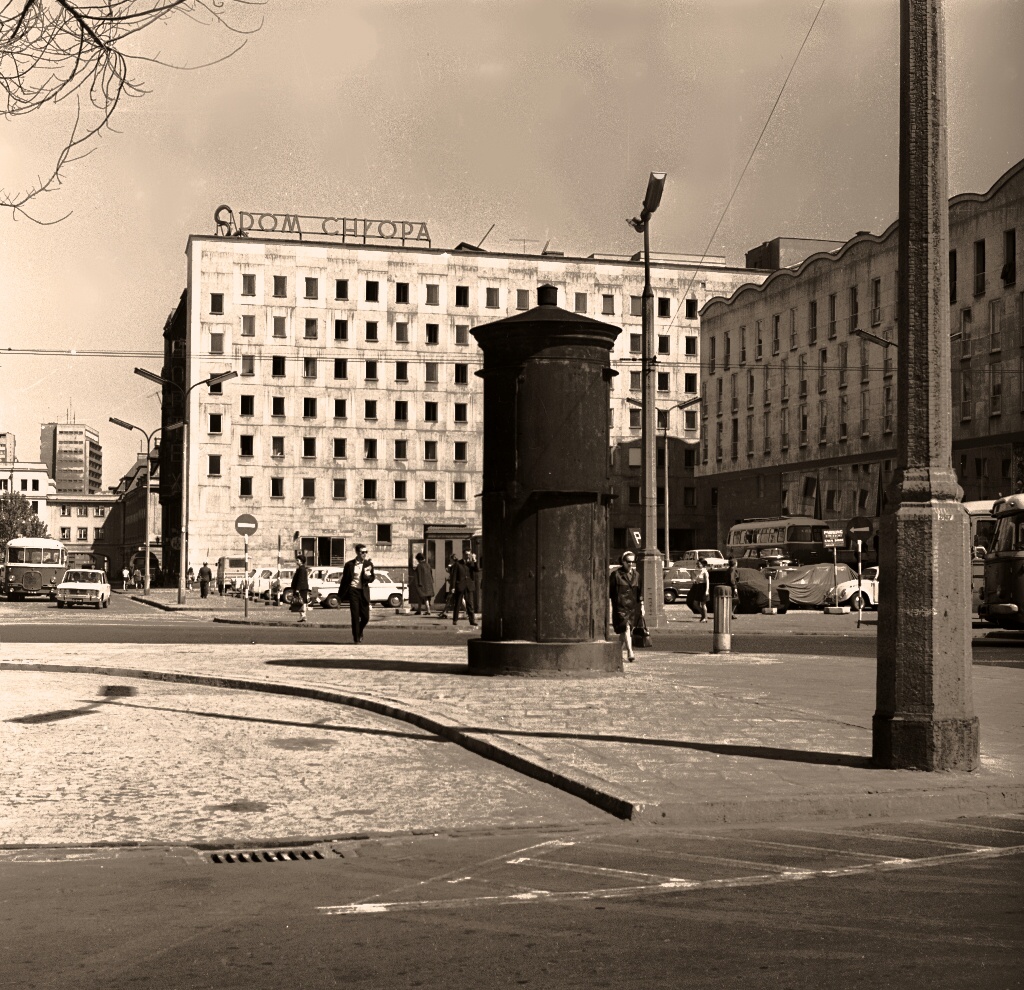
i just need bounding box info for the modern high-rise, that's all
[0,431,15,464]
[39,423,103,494]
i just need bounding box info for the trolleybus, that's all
[980,493,1024,629]
[2,537,68,600]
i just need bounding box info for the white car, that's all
[831,566,880,609]
[679,549,729,569]
[56,569,111,609]
[311,567,407,609]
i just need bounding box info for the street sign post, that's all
[823,528,845,610]
[234,515,258,618]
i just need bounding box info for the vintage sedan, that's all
[56,569,111,609]
[310,568,407,609]
[828,566,880,610]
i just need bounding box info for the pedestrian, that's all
[727,558,740,618]
[689,558,710,622]
[437,554,458,619]
[290,555,310,623]
[449,548,479,629]
[121,566,129,591]
[411,552,434,615]
[466,549,480,614]
[197,560,213,599]
[132,566,142,590]
[186,565,194,591]
[609,550,643,662]
[338,544,375,643]
[270,572,282,606]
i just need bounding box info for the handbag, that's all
[289,596,304,612]
[632,615,652,648]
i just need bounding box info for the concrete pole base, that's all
[468,639,623,677]
[872,713,981,771]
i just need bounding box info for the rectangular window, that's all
[298,317,315,340]
[771,315,780,355]
[210,332,224,355]
[364,399,377,420]
[395,281,409,304]
[210,292,224,315]
[302,437,316,458]
[657,297,671,318]
[334,398,347,419]
[301,478,315,499]
[683,335,696,357]
[990,298,1004,351]
[335,278,348,300]
[240,395,254,416]
[601,294,615,315]
[272,436,285,458]
[455,324,469,346]
[657,409,668,430]
[365,280,379,302]
[240,434,254,457]
[516,289,530,310]
[630,333,642,354]
[60,527,71,540]
[453,481,467,501]
[240,476,253,497]
[303,357,317,379]
[270,315,286,338]
[949,249,958,304]
[629,371,641,391]
[365,360,378,381]
[684,372,697,393]
[272,396,285,417]
[849,286,859,331]
[454,363,469,385]
[208,413,222,434]
[630,295,642,317]
[424,480,437,501]
[685,299,698,320]
[839,394,848,440]
[818,399,828,443]
[395,361,409,382]
[363,479,377,500]
[724,332,731,370]
[871,277,882,325]
[658,335,670,355]
[657,372,669,392]
[273,275,287,298]
[789,309,797,349]
[394,479,407,501]
[974,239,986,296]
[333,437,347,459]
[454,441,468,461]
[271,477,284,498]
[454,402,468,422]
[333,478,346,499]
[684,409,697,431]
[426,284,440,306]
[240,314,256,338]
[334,358,348,379]
[377,523,392,544]
[76,527,88,541]
[990,362,1003,415]
[394,400,408,422]
[838,342,848,387]
[828,293,837,339]
[364,438,377,460]
[242,273,256,296]
[59,505,71,517]
[272,356,286,377]
[455,285,469,307]
[303,397,317,418]
[709,337,716,374]
[883,385,894,433]
[486,287,499,309]
[860,391,870,435]
[334,318,348,341]
[1003,229,1016,285]
[208,454,221,476]
[629,407,641,429]
[808,301,818,345]
[961,308,973,359]
[241,354,255,376]
[395,439,408,459]
[365,321,378,342]
[426,323,440,345]
[425,402,439,422]
[424,440,438,461]
[574,292,588,314]
[395,322,409,344]
[304,277,318,300]
[425,362,439,383]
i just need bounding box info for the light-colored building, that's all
[0,431,15,464]
[47,492,120,572]
[1,461,55,515]
[158,211,765,581]
[698,158,1024,549]
[40,422,103,494]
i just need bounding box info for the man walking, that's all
[290,555,310,623]
[197,561,213,599]
[449,547,479,629]
[338,544,375,643]
[411,552,434,615]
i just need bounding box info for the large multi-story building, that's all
[1,460,55,514]
[39,423,103,494]
[698,159,1024,548]
[158,209,764,580]
[0,431,15,464]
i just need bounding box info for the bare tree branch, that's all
[0,0,263,221]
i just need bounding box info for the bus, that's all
[726,517,829,566]
[980,493,1024,630]
[2,537,68,601]
[964,499,997,612]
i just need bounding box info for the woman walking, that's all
[290,555,310,623]
[609,551,643,663]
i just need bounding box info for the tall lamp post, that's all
[134,367,238,604]
[627,171,668,627]
[109,418,183,595]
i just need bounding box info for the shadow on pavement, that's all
[266,657,470,675]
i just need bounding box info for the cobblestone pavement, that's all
[3,640,1021,842]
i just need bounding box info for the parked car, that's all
[663,564,693,604]
[828,566,880,610]
[311,567,407,609]
[56,569,111,609]
[679,549,729,570]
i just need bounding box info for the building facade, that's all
[47,492,121,571]
[158,214,764,581]
[39,423,103,494]
[1,460,55,515]
[0,431,15,464]
[698,159,1024,549]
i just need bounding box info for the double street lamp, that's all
[109,417,183,595]
[133,367,238,604]
[627,170,668,626]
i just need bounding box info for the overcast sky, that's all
[2,0,1023,483]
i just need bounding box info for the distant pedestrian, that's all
[727,558,740,617]
[339,544,375,642]
[688,559,710,622]
[121,566,129,591]
[186,566,194,591]
[411,552,434,615]
[197,561,213,599]
[449,548,479,628]
[609,551,642,662]
[270,572,282,606]
[290,556,310,623]
[132,567,142,590]
[437,554,458,619]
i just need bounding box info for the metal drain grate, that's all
[208,848,329,864]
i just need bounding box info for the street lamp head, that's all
[164,421,185,433]
[642,172,667,216]
[205,370,238,387]
[109,416,136,432]
[133,367,167,387]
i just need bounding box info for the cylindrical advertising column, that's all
[468,285,622,676]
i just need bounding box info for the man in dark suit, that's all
[338,544,375,643]
[449,548,479,628]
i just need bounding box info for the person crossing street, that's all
[338,544,375,643]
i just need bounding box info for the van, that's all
[216,556,249,594]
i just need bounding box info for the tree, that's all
[0,491,50,553]
[0,0,261,222]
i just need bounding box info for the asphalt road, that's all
[3,814,1021,990]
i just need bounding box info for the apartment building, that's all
[158,213,764,580]
[39,422,103,494]
[698,158,1024,546]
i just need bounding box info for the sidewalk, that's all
[3,636,1021,836]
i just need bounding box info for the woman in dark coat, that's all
[609,550,643,662]
[290,556,310,623]
[411,552,434,615]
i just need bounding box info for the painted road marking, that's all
[316,844,1024,916]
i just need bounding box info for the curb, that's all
[5,660,1023,831]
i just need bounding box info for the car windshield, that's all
[375,571,392,583]
[65,571,101,583]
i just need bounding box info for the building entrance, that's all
[298,536,346,567]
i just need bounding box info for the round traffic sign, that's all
[234,513,259,537]
[845,515,874,540]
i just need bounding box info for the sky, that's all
[2,0,1023,484]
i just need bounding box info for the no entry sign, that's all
[234,513,259,537]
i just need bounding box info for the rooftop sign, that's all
[213,205,431,247]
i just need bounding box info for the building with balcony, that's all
[39,423,103,494]
[698,158,1024,549]
[157,213,764,581]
